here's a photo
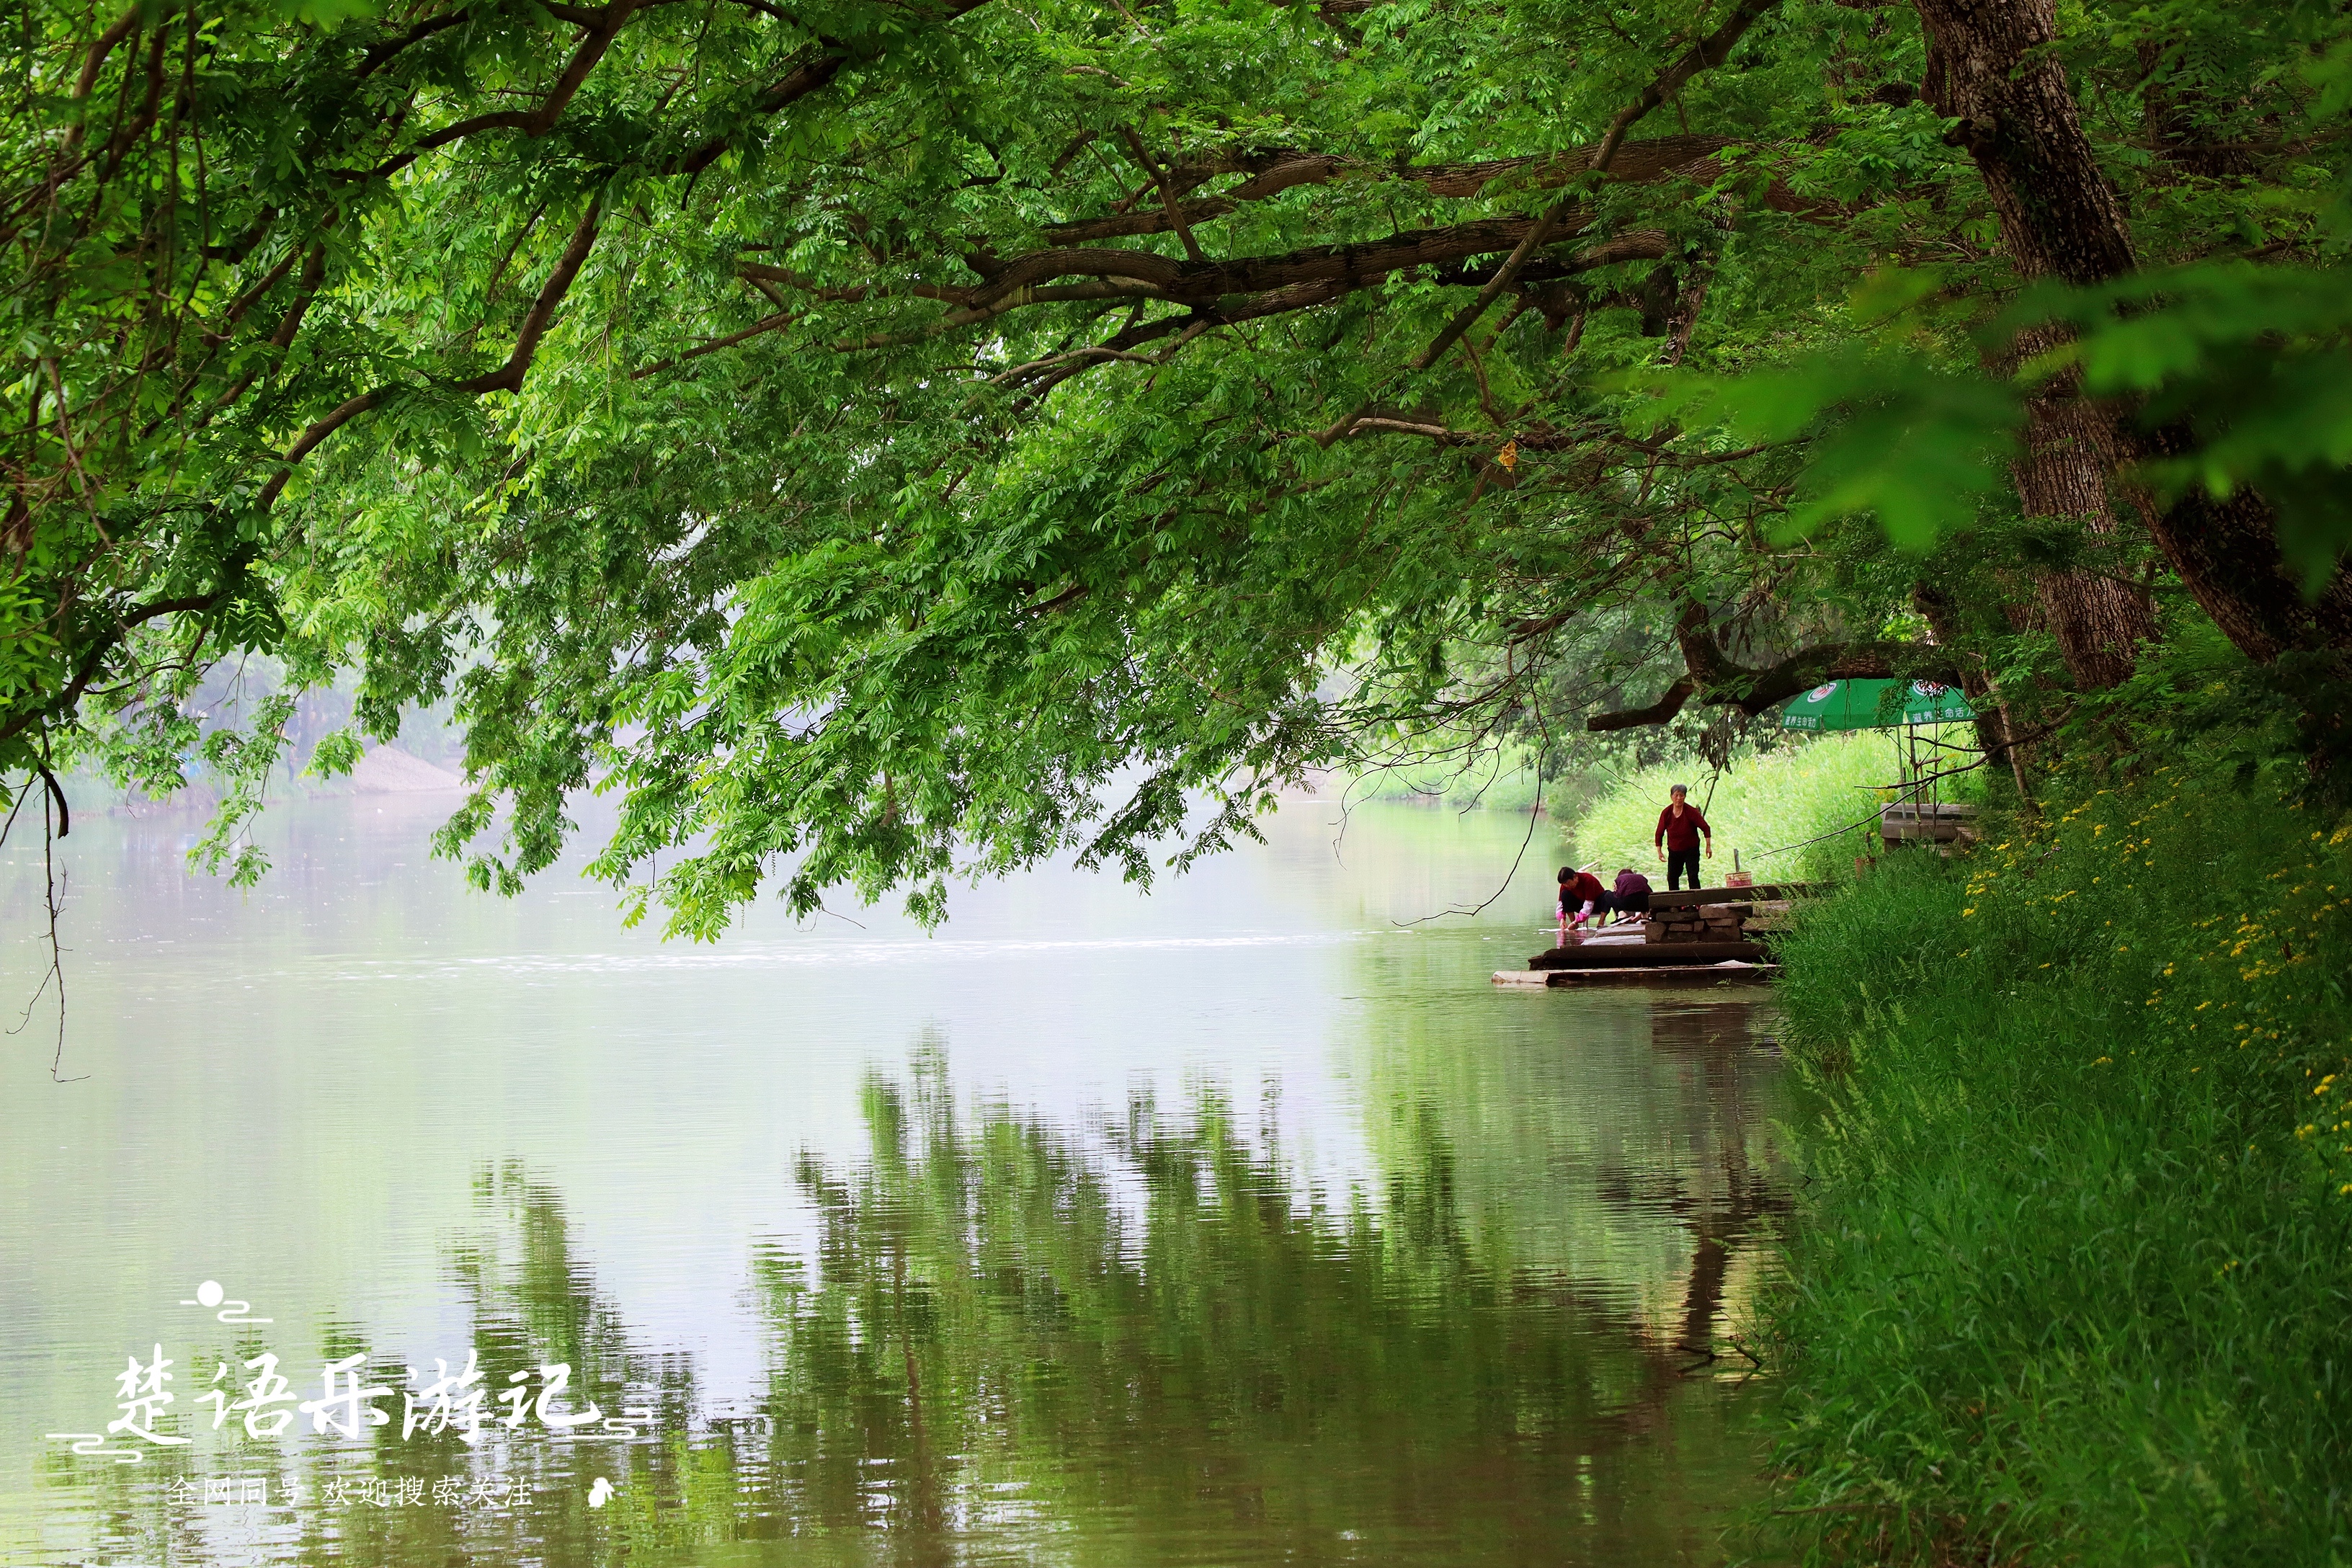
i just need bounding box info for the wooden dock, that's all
[1642,882,1815,907]
[1503,879,1817,980]
[1528,938,1767,968]
[1494,963,1778,988]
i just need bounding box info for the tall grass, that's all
[1571,731,1977,883]
[1764,774,2352,1566]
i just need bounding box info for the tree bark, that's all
[1913,580,2034,802]
[1912,0,2325,662]
[2012,370,2153,687]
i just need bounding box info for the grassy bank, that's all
[1572,733,1980,884]
[1763,774,2352,1565]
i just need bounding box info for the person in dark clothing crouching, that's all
[1654,784,1713,891]
[1613,866,1653,918]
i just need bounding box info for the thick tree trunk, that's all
[2133,481,2314,662]
[1912,0,2132,280]
[2013,366,2155,688]
[1915,580,2034,802]
[1912,0,2326,663]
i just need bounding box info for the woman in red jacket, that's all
[1654,784,1713,891]
[1557,865,1611,936]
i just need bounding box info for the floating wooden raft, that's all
[1523,880,1816,971]
[1493,963,1778,987]
[1543,963,1777,987]
[1528,939,1765,969]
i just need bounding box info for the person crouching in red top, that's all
[1557,865,1610,938]
[1654,784,1713,891]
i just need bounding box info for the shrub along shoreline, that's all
[1758,772,2352,1566]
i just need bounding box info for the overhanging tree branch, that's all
[458,197,605,395]
[1409,0,1785,378]
[257,196,604,509]
[1310,0,1781,449]
[1040,135,1745,244]
[1587,600,1957,731]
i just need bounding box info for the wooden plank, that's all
[1641,883,1815,908]
[1530,940,1765,970]
[1645,907,1749,939]
[1881,803,1977,845]
[1545,964,1777,987]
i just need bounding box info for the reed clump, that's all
[1763,771,2352,1567]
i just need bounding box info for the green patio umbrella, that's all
[1778,679,1975,731]
[1899,681,1977,726]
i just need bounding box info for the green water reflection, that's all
[2,799,1784,1567]
[731,1057,1777,1566]
[39,1042,1779,1567]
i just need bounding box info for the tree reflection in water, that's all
[50,1018,1780,1568]
[733,1046,1777,1566]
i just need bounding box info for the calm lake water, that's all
[1,791,1786,1567]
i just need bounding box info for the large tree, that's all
[5,0,2348,924]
